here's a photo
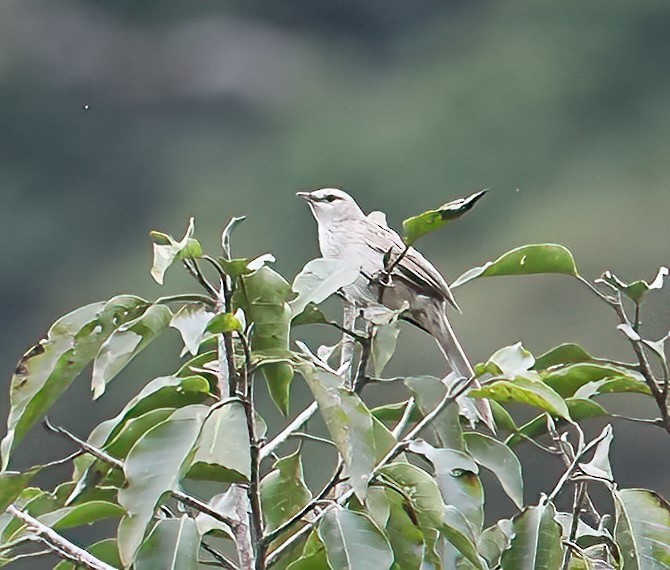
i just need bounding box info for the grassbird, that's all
[297,188,494,430]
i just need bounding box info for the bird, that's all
[297,187,494,431]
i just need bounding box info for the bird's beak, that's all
[296,191,312,201]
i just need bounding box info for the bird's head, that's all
[296,188,365,224]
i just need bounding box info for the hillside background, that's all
[1,1,670,566]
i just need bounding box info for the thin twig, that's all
[155,294,216,308]
[43,419,240,530]
[262,462,344,546]
[562,482,587,570]
[6,505,116,570]
[260,403,318,462]
[392,398,416,438]
[267,374,474,566]
[201,541,240,570]
[546,428,611,503]
[287,432,337,448]
[183,259,218,297]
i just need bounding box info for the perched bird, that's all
[297,188,494,430]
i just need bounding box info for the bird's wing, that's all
[363,219,459,309]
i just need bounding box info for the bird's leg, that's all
[340,299,357,388]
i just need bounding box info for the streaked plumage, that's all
[298,188,494,430]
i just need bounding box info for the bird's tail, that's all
[424,302,496,433]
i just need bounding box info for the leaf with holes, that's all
[92,303,173,399]
[409,439,483,533]
[1,295,147,470]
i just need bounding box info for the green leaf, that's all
[371,321,400,377]
[614,488,670,570]
[379,462,446,568]
[286,531,331,570]
[290,258,359,318]
[104,408,177,459]
[291,303,333,327]
[318,507,394,570]
[600,266,668,304]
[206,312,243,334]
[261,450,312,533]
[579,425,614,481]
[442,506,487,569]
[501,502,563,570]
[187,401,251,483]
[38,500,124,529]
[533,343,594,371]
[485,343,536,378]
[135,516,199,570]
[238,266,294,415]
[150,217,198,285]
[86,375,211,453]
[542,363,649,399]
[0,468,41,512]
[170,304,215,356]
[408,440,484,533]
[489,401,519,433]
[471,377,570,420]
[464,433,524,509]
[506,398,608,448]
[92,303,173,399]
[404,376,465,451]
[365,487,424,570]
[477,519,514,568]
[194,486,242,541]
[402,190,487,246]
[117,405,206,566]
[371,400,422,424]
[1,295,147,470]
[53,538,122,570]
[0,488,60,543]
[299,365,376,502]
[68,408,177,504]
[452,244,578,288]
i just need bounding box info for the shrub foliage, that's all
[1,194,669,569]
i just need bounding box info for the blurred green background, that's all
[2,0,670,565]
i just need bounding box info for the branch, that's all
[392,398,416,438]
[546,428,611,503]
[267,374,474,567]
[6,505,116,570]
[261,462,344,546]
[579,275,670,433]
[201,541,240,570]
[260,402,318,462]
[43,419,240,530]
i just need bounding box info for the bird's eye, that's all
[325,195,338,203]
